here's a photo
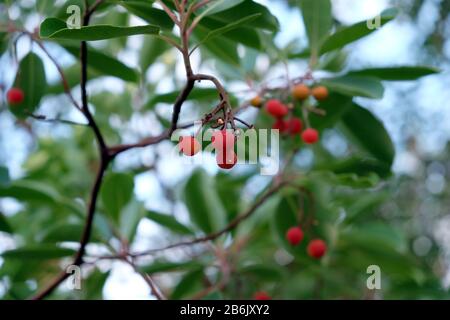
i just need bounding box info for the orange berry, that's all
[311,86,329,101]
[250,96,263,108]
[292,84,310,100]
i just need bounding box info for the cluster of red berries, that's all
[286,226,327,259]
[6,87,24,105]
[178,130,237,170]
[251,84,329,145]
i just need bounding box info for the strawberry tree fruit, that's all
[301,128,319,144]
[272,119,288,133]
[178,136,201,156]
[254,291,271,300]
[265,99,289,118]
[216,150,237,170]
[250,96,263,108]
[292,84,310,100]
[287,118,303,135]
[212,130,235,152]
[286,226,304,246]
[311,86,329,101]
[307,239,327,259]
[7,88,25,105]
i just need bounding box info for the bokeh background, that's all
[0,0,449,299]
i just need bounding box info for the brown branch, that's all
[125,259,167,300]
[31,3,111,300]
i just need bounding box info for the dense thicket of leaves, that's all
[0,0,447,300]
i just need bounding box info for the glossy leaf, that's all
[184,169,227,234]
[63,43,139,82]
[40,18,160,41]
[347,66,440,81]
[146,211,194,235]
[321,9,397,54]
[321,75,385,99]
[11,52,47,118]
[1,245,76,260]
[100,172,134,223]
[340,104,395,165]
[300,0,332,59]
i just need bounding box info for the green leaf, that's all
[63,43,139,82]
[184,169,227,234]
[347,66,440,81]
[341,104,395,165]
[240,264,284,282]
[39,223,102,243]
[40,18,160,41]
[120,200,146,242]
[171,268,204,300]
[319,156,392,178]
[200,0,246,16]
[145,88,220,110]
[1,245,76,260]
[309,93,354,131]
[140,37,170,73]
[100,172,134,223]
[206,1,279,32]
[321,75,385,99]
[116,1,174,30]
[141,260,203,274]
[11,52,47,118]
[300,0,332,61]
[146,211,194,235]
[0,180,61,204]
[197,14,261,49]
[0,213,13,234]
[321,9,397,54]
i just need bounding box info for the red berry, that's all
[178,136,201,156]
[211,130,235,152]
[287,118,303,135]
[272,119,287,133]
[216,150,237,170]
[265,99,288,118]
[254,291,271,300]
[307,239,327,259]
[286,226,304,246]
[7,88,24,105]
[301,128,319,144]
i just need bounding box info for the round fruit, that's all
[178,136,201,156]
[301,128,319,144]
[307,239,327,259]
[250,96,263,108]
[212,130,235,152]
[311,86,329,101]
[254,291,271,300]
[292,84,310,100]
[286,226,304,246]
[7,88,24,105]
[216,151,237,170]
[272,119,287,133]
[265,99,288,118]
[287,118,303,135]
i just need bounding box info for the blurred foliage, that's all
[0,0,448,300]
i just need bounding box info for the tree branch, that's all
[130,181,289,258]
[31,3,111,300]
